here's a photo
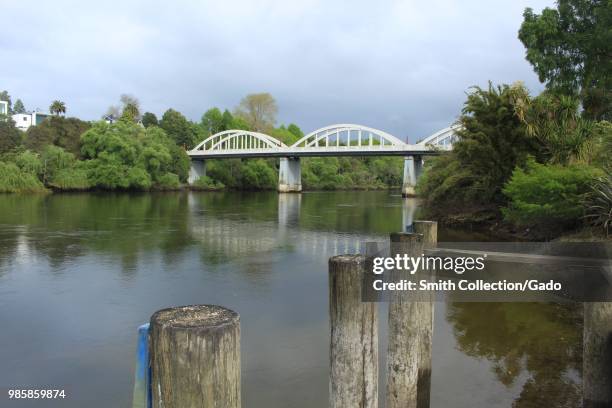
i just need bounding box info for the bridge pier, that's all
[278,157,302,193]
[402,155,423,197]
[401,198,417,232]
[188,160,206,184]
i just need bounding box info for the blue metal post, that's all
[132,323,152,408]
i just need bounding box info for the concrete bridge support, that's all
[188,160,206,184]
[402,155,423,197]
[278,193,302,228]
[401,198,417,232]
[278,157,302,193]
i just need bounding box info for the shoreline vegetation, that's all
[0,88,609,242]
[1,2,611,241]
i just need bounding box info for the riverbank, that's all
[430,207,610,242]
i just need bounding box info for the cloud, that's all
[0,0,553,140]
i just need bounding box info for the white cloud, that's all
[0,0,553,137]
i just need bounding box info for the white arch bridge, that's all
[187,124,459,195]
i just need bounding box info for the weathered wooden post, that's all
[387,233,424,408]
[149,305,240,408]
[329,255,378,408]
[584,302,612,407]
[412,221,437,408]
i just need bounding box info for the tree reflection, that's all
[446,302,582,407]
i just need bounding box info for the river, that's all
[0,191,581,407]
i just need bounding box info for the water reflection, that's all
[0,191,585,407]
[446,302,582,407]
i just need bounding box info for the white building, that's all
[0,100,7,116]
[12,111,50,131]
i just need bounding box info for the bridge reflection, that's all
[188,193,417,258]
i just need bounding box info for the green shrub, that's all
[241,159,276,190]
[49,166,90,190]
[0,162,46,193]
[15,150,43,177]
[192,175,225,190]
[154,173,180,190]
[80,121,181,191]
[583,172,612,237]
[502,160,601,228]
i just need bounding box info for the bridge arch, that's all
[190,130,287,153]
[290,124,406,148]
[417,125,461,148]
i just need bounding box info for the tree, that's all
[120,94,140,121]
[0,117,22,153]
[417,82,542,208]
[160,109,197,149]
[13,99,26,114]
[49,100,66,116]
[234,93,278,132]
[120,94,140,123]
[240,159,277,190]
[39,145,90,190]
[80,121,185,190]
[142,112,159,128]
[287,123,304,139]
[270,125,300,145]
[513,91,597,165]
[0,90,12,114]
[25,116,90,156]
[201,108,224,135]
[519,1,612,120]
[221,110,236,130]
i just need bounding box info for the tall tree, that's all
[234,93,278,132]
[13,99,26,114]
[417,82,542,207]
[49,100,66,116]
[160,109,197,149]
[518,0,612,120]
[142,112,159,128]
[25,116,90,156]
[201,108,224,135]
[221,109,235,130]
[513,91,597,165]
[119,94,141,122]
[0,117,22,153]
[287,123,304,139]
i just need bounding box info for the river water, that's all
[0,191,581,407]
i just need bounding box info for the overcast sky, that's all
[1,0,553,142]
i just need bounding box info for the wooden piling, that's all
[584,302,612,407]
[329,255,378,408]
[149,305,240,408]
[412,221,437,408]
[387,233,424,408]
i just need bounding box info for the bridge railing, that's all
[188,124,459,157]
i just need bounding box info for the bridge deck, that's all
[188,145,449,159]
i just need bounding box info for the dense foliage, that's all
[160,109,200,149]
[583,171,612,237]
[519,0,612,120]
[81,121,187,190]
[0,116,22,153]
[142,112,158,128]
[502,160,600,230]
[25,116,90,156]
[418,82,610,235]
[418,83,541,207]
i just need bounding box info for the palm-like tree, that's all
[49,100,66,116]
